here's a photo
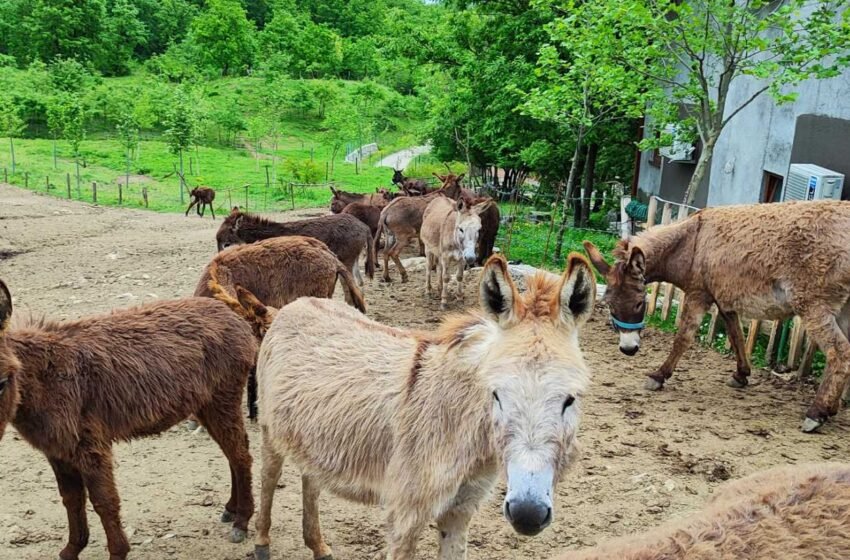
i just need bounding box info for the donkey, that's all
[216,210,375,286]
[584,199,850,433]
[341,201,382,242]
[554,462,850,560]
[422,196,495,309]
[252,253,596,560]
[196,236,367,419]
[392,168,432,196]
[468,194,501,265]
[374,174,465,282]
[185,186,216,218]
[0,280,256,560]
[329,186,390,214]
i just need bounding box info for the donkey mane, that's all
[223,211,272,229]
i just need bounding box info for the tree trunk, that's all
[553,129,585,262]
[179,150,185,203]
[683,134,717,205]
[9,137,15,175]
[75,158,81,196]
[578,143,599,228]
[125,147,131,199]
[52,135,58,170]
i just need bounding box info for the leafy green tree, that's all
[0,96,25,174]
[544,0,850,204]
[246,115,271,169]
[134,0,199,57]
[191,0,256,75]
[211,101,246,146]
[311,80,339,118]
[22,0,106,65]
[259,8,343,77]
[163,86,200,201]
[322,102,360,174]
[116,110,140,195]
[99,0,148,75]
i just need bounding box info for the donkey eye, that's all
[492,391,502,408]
[458,228,464,234]
[562,395,575,414]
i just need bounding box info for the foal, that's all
[253,254,596,560]
[185,186,216,218]
[0,280,256,559]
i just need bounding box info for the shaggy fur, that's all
[421,196,494,309]
[252,254,596,560]
[374,175,465,282]
[0,282,257,560]
[585,200,850,432]
[556,462,850,560]
[341,201,382,241]
[216,210,375,285]
[196,236,367,419]
[392,169,434,196]
[185,186,216,218]
[329,187,390,213]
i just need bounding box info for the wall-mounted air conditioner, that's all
[783,164,845,201]
[658,125,696,163]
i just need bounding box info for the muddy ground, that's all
[0,184,848,560]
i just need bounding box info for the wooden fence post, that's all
[92,182,97,203]
[46,176,50,191]
[25,172,29,189]
[3,168,6,183]
[66,173,71,199]
[745,320,761,359]
[244,185,249,210]
[787,317,805,368]
[142,186,148,208]
[705,306,720,344]
[764,321,780,367]
[797,339,817,378]
[118,180,123,205]
[666,206,690,324]
[228,190,233,210]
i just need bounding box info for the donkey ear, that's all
[0,280,12,333]
[456,198,467,211]
[557,253,595,326]
[480,255,519,324]
[235,285,268,318]
[628,246,645,277]
[582,241,610,276]
[232,215,243,232]
[434,173,446,181]
[457,173,465,181]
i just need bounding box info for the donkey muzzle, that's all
[504,462,554,536]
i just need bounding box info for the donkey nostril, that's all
[504,501,513,522]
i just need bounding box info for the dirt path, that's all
[375,145,431,170]
[0,184,848,560]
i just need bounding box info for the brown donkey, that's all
[374,174,465,282]
[196,236,367,419]
[584,200,850,432]
[329,186,390,213]
[554,462,850,560]
[0,280,256,560]
[341,201,382,241]
[253,254,596,560]
[216,210,375,285]
[185,186,216,218]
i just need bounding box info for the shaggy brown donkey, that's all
[196,236,368,419]
[185,186,216,218]
[329,187,390,213]
[392,168,433,196]
[341,201,382,241]
[216,210,376,285]
[0,280,257,560]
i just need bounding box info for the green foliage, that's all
[284,158,323,183]
[0,96,25,139]
[163,86,199,155]
[99,0,148,76]
[191,0,256,76]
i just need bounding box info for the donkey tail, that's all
[207,262,270,340]
[364,228,376,280]
[336,261,367,314]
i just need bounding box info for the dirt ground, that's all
[1,183,848,560]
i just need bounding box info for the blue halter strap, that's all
[611,316,645,331]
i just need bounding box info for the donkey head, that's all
[216,214,246,251]
[454,199,490,267]
[329,190,347,214]
[584,240,646,356]
[0,280,22,441]
[477,254,594,536]
[435,173,466,200]
[391,169,405,185]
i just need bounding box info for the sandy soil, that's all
[0,184,848,560]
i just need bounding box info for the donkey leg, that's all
[196,402,254,542]
[255,429,285,560]
[439,260,450,310]
[185,200,197,216]
[385,509,427,560]
[719,310,752,388]
[646,294,710,390]
[78,447,130,560]
[436,477,496,560]
[209,203,216,220]
[353,257,364,287]
[247,365,258,422]
[455,261,464,303]
[302,475,334,560]
[49,458,90,560]
[390,237,410,283]
[800,307,850,432]
[382,238,396,282]
[425,252,433,295]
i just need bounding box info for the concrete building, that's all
[635,66,850,208]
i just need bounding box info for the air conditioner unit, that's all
[783,164,845,202]
[658,125,696,163]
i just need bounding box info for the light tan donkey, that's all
[554,462,850,560]
[421,196,494,310]
[585,200,850,432]
[253,254,596,560]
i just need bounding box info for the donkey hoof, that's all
[229,527,247,543]
[644,377,664,391]
[220,510,235,523]
[253,545,270,560]
[726,376,748,389]
[801,417,824,433]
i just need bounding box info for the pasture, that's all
[0,183,848,560]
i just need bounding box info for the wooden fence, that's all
[636,195,818,378]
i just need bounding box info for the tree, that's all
[311,81,339,119]
[0,95,25,174]
[21,0,106,66]
[59,94,87,193]
[322,102,360,175]
[99,0,148,75]
[191,0,256,75]
[163,86,199,202]
[546,0,850,205]
[116,110,140,198]
[246,115,271,169]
